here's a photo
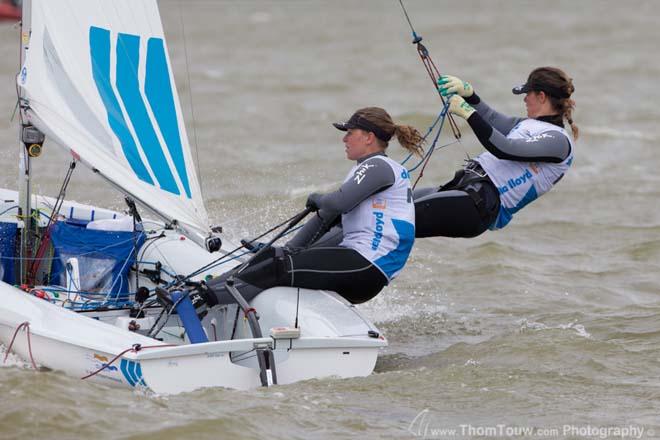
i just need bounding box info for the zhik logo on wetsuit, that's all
[353,163,375,185]
[525,133,553,143]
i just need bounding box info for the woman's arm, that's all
[285,210,340,248]
[467,112,571,163]
[286,157,395,248]
[313,157,396,214]
[466,94,524,135]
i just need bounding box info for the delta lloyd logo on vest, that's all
[89,26,192,199]
[498,168,536,195]
[371,211,385,250]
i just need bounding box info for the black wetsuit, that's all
[414,94,571,238]
[205,152,397,305]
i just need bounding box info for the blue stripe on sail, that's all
[89,27,153,186]
[116,33,179,195]
[146,38,192,199]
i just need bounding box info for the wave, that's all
[0,344,32,369]
[286,181,340,198]
[582,126,660,142]
[518,318,591,338]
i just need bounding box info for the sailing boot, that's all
[187,282,218,320]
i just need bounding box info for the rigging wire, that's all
[178,1,205,202]
[397,0,462,141]
[177,210,309,284]
[411,106,449,189]
[27,161,77,284]
[12,18,23,123]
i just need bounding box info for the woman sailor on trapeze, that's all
[414,66,578,237]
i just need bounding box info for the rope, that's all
[396,101,461,190]
[400,109,446,167]
[3,321,38,370]
[80,343,174,380]
[410,102,451,189]
[0,205,19,217]
[398,0,461,140]
[179,212,308,284]
[28,161,77,284]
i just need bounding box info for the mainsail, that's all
[18,0,209,237]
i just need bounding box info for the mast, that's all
[17,0,32,284]
[17,0,46,283]
[14,0,214,259]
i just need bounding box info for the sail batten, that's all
[19,0,209,235]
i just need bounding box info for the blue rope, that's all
[400,107,446,167]
[401,101,451,173]
[401,102,454,173]
[408,105,449,173]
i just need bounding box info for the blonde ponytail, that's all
[350,107,425,157]
[394,124,425,157]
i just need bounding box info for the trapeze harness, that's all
[205,152,415,305]
[414,94,574,238]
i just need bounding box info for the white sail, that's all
[18,0,209,237]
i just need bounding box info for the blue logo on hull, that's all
[120,359,148,388]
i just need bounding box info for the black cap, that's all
[512,80,570,99]
[333,113,392,142]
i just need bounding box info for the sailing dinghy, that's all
[0,0,386,394]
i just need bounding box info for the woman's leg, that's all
[204,246,387,305]
[203,246,286,305]
[414,189,485,238]
[414,181,500,238]
[286,247,388,304]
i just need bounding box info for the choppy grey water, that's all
[2,1,660,439]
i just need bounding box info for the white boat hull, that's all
[1,260,386,393]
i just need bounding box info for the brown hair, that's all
[527,66,579,140]
[353,107,425,157]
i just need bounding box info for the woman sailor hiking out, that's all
[414,66,577,238]
[187,107,424,310]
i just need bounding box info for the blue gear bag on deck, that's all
[49,220,145,301]
[0,221,18,284]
